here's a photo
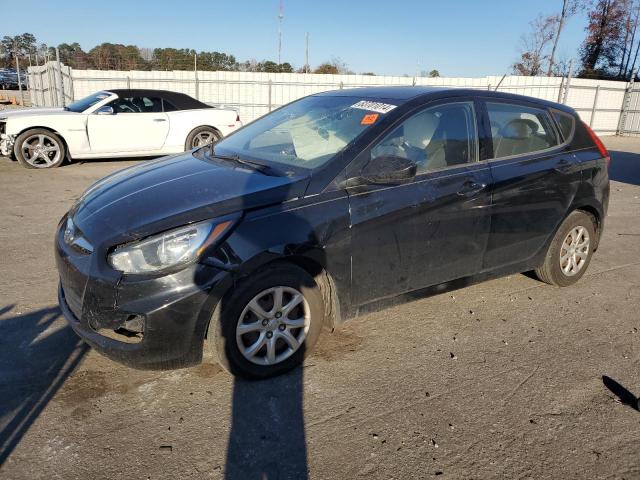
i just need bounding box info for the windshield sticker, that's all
[350,100,397,114]
[360,113,379,125]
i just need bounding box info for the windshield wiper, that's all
[208,149,278,175]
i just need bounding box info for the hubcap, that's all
[236,286,310,366]
[191,131,218,148]
[21,134,61,168]
[560,226,590,276]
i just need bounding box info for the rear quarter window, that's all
[551,109,575,143]
[163,99,178,112]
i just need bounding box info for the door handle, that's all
[457,180,487,197]
[153,118,166,122]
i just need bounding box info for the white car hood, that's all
[0,107,69,120]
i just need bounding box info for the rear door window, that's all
[486,102,559,159]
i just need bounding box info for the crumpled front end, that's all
[0,121,16,156]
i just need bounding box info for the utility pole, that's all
[194,52,199,100]
[562,59,574,104]
[55,47,65,107]
[278,0,284,64]
[305,32,309,73]
[15,55,25,106]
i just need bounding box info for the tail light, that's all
[228,112,241,128]
[583,122,610,169]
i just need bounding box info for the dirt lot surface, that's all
[1,138,639,479]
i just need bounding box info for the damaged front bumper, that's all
[54,222,232,370]
[0,133,16,157]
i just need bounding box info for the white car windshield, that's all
[65,91,112,113]
[213,95,398,170]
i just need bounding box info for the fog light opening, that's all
[95,315,145,344]
[123,315,145,334]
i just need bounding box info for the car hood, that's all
[70,151,310,243]
[0,107,73,120]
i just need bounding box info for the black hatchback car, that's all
[55,87,610,378]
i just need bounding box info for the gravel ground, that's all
[0,137,639,479]
[0,104,27,111]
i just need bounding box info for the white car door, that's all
[87,95,169,154]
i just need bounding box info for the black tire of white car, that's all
[534,210,597,287]
[185,126,222,150]
[207,264,325,380]
[14,128,66,169]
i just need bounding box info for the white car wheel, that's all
[186,126,221,150]
[15,129,66,169]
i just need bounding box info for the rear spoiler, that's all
[204,103,240,113]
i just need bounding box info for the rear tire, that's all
[534,210,596,286]
[185,126,221,150]
[14,128,66,169]
[207,264,325,380]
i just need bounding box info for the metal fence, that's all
[26,61,640,136]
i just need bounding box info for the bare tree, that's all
[513,15,557,75]
[579,0,627,78]
[620,1,640,77]
[548,0,585,76]
[628,30,640,76]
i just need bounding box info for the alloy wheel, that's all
[20,134,62,168]
[236,286,310,365]
[191,131,218,148]
[559,226,590,276]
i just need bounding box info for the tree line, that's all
[514,0,640,80]
[0,34,374,75]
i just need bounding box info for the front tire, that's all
[14,128,66,169]
[534,210,596,286]
[208,264,325,380]
[185,126,221,150]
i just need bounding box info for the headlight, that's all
[108,219,233,274]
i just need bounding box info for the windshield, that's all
[66,91,112,113]
[213,95,398,170]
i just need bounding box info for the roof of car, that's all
[314,86,573,113]
[107,89,211,110]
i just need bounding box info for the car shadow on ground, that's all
[609,149,640,186]
[0,304,88,465]
[69,155,158,166]
[602,375,639,411]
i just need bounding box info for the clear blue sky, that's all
[4,0,589,76]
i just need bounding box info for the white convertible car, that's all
[0,89,242,169]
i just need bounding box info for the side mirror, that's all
[343,155,417,188]
[95,106,115,115]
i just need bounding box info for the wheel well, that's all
[16,126,71,160]
[574,205,602,249]
[268,256,342,331]
[192,125,222,134]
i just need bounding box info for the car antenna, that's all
[494,73,507,91]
